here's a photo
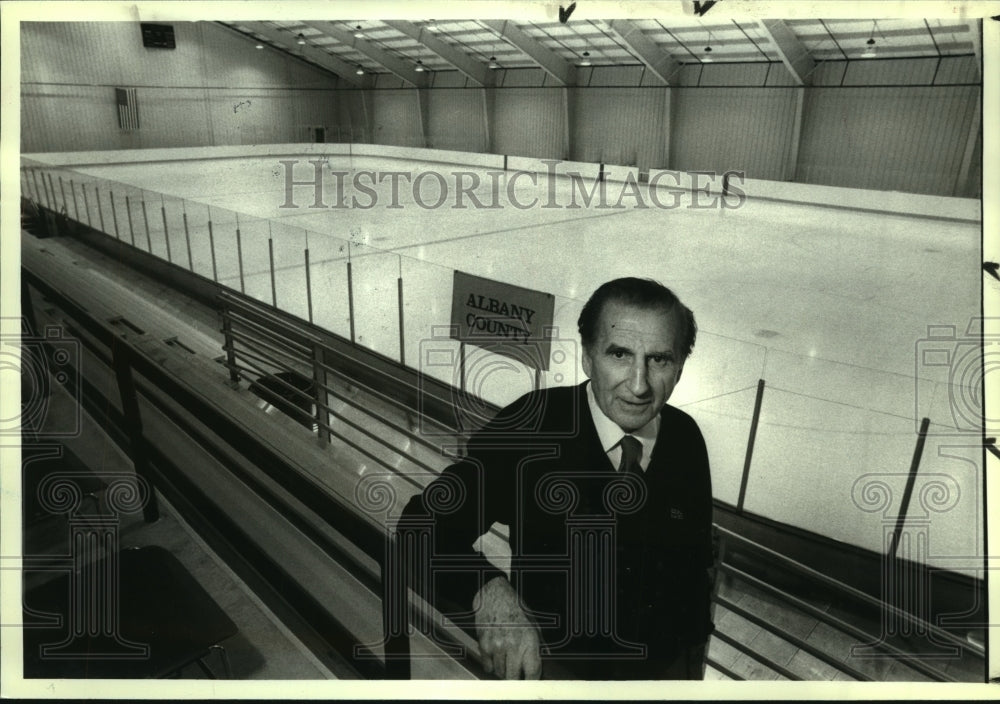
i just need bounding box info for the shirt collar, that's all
[585,381,660,456]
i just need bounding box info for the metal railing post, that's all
[125,194,137,247]
[183,211,194,271]
[304,248,313,324]
[347,259,356,344]
[110,191,120,239]
[312,342,330,445]
[397,276,405,366]
[737,378,766,513]
[220,312,240,384]
[161,197,172,263]
[888,417,930,559]
[141,197,152,252]
[96,186,106,234]
[58,176,68,213]
[69,179,80,220]
[235,216,245,293]
[268,238,277,306]
[82,184,92,227]
[208,218,219,282]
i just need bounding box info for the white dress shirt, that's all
[585,381,659,472]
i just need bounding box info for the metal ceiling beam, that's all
[480,20,576,86]
[303,21,430,88]
[606,19,680,85]
[243,22,370,88]
[759,19,815,86]
[383,20,491,86]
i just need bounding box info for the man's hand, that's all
[473,576,542,679]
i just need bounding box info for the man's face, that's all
[581,300,685,433]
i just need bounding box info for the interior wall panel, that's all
[493,87,565,159]
[670,87,798,179]
[372,90,424,147]
[21,21,339,152]
[797,85,978,194]
[427,89,486,152]
[572,87,668,168]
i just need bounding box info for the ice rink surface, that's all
[62,154,983,567]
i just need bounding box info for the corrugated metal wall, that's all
[798,85,979,195]
[671,87,799,179]
[493,85,566,159]
[796,56,980,195]
[572,87,668,169]
[427,88,487,152]
[371,90,424,147]
[21,22,340,152]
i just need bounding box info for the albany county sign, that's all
[450,271,556,371]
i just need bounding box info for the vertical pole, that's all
[31,170,44,207]
[58,176,68,213]
[141,198,152,252]
[125,195,136,247]
[305,248,314,324]
[82,186,92,227]
[111,341,160,523]
[208,218,219,282]
[736,379,766,513]
[46,173,57,211]
[161,197,172,264]
[268,238,277,307]
[347,259,356,344]
[312,343,330,445]
[888,417,931,559]
[183,212,194,271]
[397,276,405,366]
[235,219,245,294]
[69,179,80,220]
[110,191,120,239]
[220,312,240,384]
[96,186,106,234]
[459,341,466,395]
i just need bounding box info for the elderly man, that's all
[402,277,715,679]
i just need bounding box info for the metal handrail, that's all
[718,563,961,682]
[710,629,804,681]
[713,596,871,681]
[716,525,984,658]
[220,293,468,444]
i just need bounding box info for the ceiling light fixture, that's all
[579,50,592,66]
[488,55,499,69]
[255,43,264,50]
[415,59,425,72]
[354,24,364,39]
[297,33,306,45]
[355,64,364,75]
[703,29,714,62]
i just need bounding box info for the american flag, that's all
[116,87,139,130]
